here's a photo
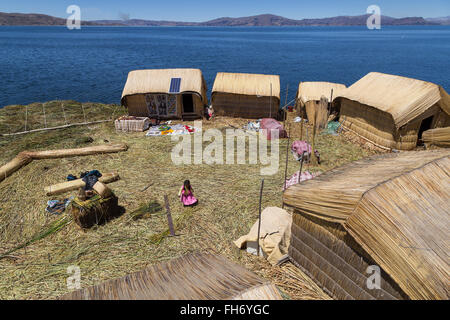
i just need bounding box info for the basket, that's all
[115,116,150,132]
[71,193,120,228]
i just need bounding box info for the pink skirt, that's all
[180,191,198,206]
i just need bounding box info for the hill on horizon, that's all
[0,12,444,26]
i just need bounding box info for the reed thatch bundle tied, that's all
[422,126,450,147]
[59,253,282,300]
[70,190,120,229]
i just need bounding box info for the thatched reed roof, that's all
[283,150,450,300]
[337,72,450,128]
[297,82,347,104]
[212,72,280,100]
[422,126,450,147]
[121,68,207,104]
[58,253,282,300]
[283,150,449,223]
[346,156,449,300]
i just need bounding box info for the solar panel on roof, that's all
[169,78,181,93]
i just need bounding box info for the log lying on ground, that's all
[0,144,128,183]
[45,173,120,196]
[0,152,33,183]
[26,143,128,159]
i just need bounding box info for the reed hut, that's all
[211,72,280,119]
[59,253,282,300]
[121,69,208,120]
[336,72,450,150]
[296,82,347,128]
[283,150,450,300]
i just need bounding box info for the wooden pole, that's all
[298,152,306,184]
[42,103,47,128]
[256,179,264,257]
[311,123,317,165]
[283,124,291,194]
[24,105,28,132]
[269,83,273,118]
[61,103,68,125]
[327,89,334,121]
[164,195,175,236]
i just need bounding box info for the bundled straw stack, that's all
[422,126,450,147]
[283,150,450,300]
[59,253,282,300]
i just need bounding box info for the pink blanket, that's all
[284,171,315,189]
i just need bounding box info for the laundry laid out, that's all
[243,120,261,132]
[46,197,74,215]
[146,123,199,136]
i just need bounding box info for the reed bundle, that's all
[59,253,282,300]
[422,126,450,147]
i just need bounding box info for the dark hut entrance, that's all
[182,94,194,113]
[418,115,434,144]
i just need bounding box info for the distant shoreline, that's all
[1,12,447,27]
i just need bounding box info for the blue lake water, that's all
[0,25,449,108]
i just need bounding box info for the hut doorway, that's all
[418,116,434,143]
[182,94,194,113]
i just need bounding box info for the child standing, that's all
[178,180,198,207]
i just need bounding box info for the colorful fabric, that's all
[260,118,288,140]
[46,197,73,215]
[284,171,315,189]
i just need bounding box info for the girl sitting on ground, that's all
[178,180,198,207]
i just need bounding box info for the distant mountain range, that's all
[1,12,449,27]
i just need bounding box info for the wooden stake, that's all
[256,179,264,257]
[164,195,175,236]
[298,152,306,184]
[283,124,291,195]
[61,103,68,125]
[42,102,47,128]
[24,105,28,132]
[311,123,317,165]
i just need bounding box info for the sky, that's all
[1,0,449,21]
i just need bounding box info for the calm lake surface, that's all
[0,25,449,108]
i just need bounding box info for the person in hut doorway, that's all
[178,180,198,207]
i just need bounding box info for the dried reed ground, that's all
[0,101,374,300]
